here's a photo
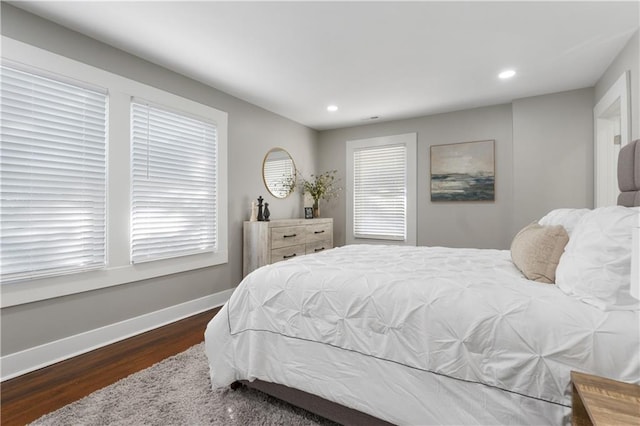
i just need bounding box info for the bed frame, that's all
[231,139,640,425]
[618,139,640,207]
[233,380,393,426]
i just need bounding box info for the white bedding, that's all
[205,245,640,424]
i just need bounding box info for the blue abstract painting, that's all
[430,140,495,202]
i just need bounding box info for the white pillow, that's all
[538,208,590,237]
[555,206,640,311]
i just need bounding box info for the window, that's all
[131,100,218,263]
[0,63,107,283]
[353,145,407,240]
[2,37,228,308]
[346,133,417,245]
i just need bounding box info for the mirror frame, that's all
[262,147,296,199]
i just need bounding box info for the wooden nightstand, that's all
[571,371,640,425]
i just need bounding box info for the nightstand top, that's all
[571,371,640,425]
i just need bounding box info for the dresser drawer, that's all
[305,222,332,243]
[271,226,306,249]
[271,244,306,264]
[306,239,331,255]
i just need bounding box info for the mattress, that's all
[205,244,640,424]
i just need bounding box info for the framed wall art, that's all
[430,140,495,202]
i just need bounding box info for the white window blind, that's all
[0,63,107,283]
[131,100,217,263]
[353,144,407,240]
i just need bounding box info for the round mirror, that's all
[263,148,296,198]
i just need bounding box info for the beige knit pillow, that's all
[511,223,569,284]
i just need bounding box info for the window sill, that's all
[0,250,228,308]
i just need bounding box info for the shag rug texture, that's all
[31,343,337,425]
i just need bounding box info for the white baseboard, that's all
[0,288,234,382]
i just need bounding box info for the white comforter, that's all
[206,244,639,420]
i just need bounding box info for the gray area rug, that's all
[31,343,337,425]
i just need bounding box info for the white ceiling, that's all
[10,1,640,130]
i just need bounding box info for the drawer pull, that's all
[283,233,297,238]
[314,230,325,234]
[283,254,297,259]
[314,247,325,252]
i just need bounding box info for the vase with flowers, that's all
[298,170,341,218]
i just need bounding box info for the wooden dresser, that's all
[243,218,333,277]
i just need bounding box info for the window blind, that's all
[0,63,107,283]
[131,100,217,263]
[353,144,407,240]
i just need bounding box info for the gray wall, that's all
[512,88,595,233]
[595,30,639,140]
[318,104,515,249]
[318,89,595,250]
[0,5,317,355]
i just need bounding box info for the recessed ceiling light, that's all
[498,70,516,79]
[327,105,338,112]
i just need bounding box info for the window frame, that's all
[346,133,417,246]
[1,61,109,283]
[1,37,228,308]
[130,99,219,264]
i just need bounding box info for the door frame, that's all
[594,71,630,207]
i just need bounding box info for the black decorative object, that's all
[257,196,264,221]
[304,207,313,219]
[263,203,271,222]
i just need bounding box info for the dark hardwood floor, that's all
[1,307,220,426]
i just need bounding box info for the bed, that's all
[204,140,640,425]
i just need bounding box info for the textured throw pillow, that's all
[538,208,590,237]
[556,206,640,311]
[511,222,569,284]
